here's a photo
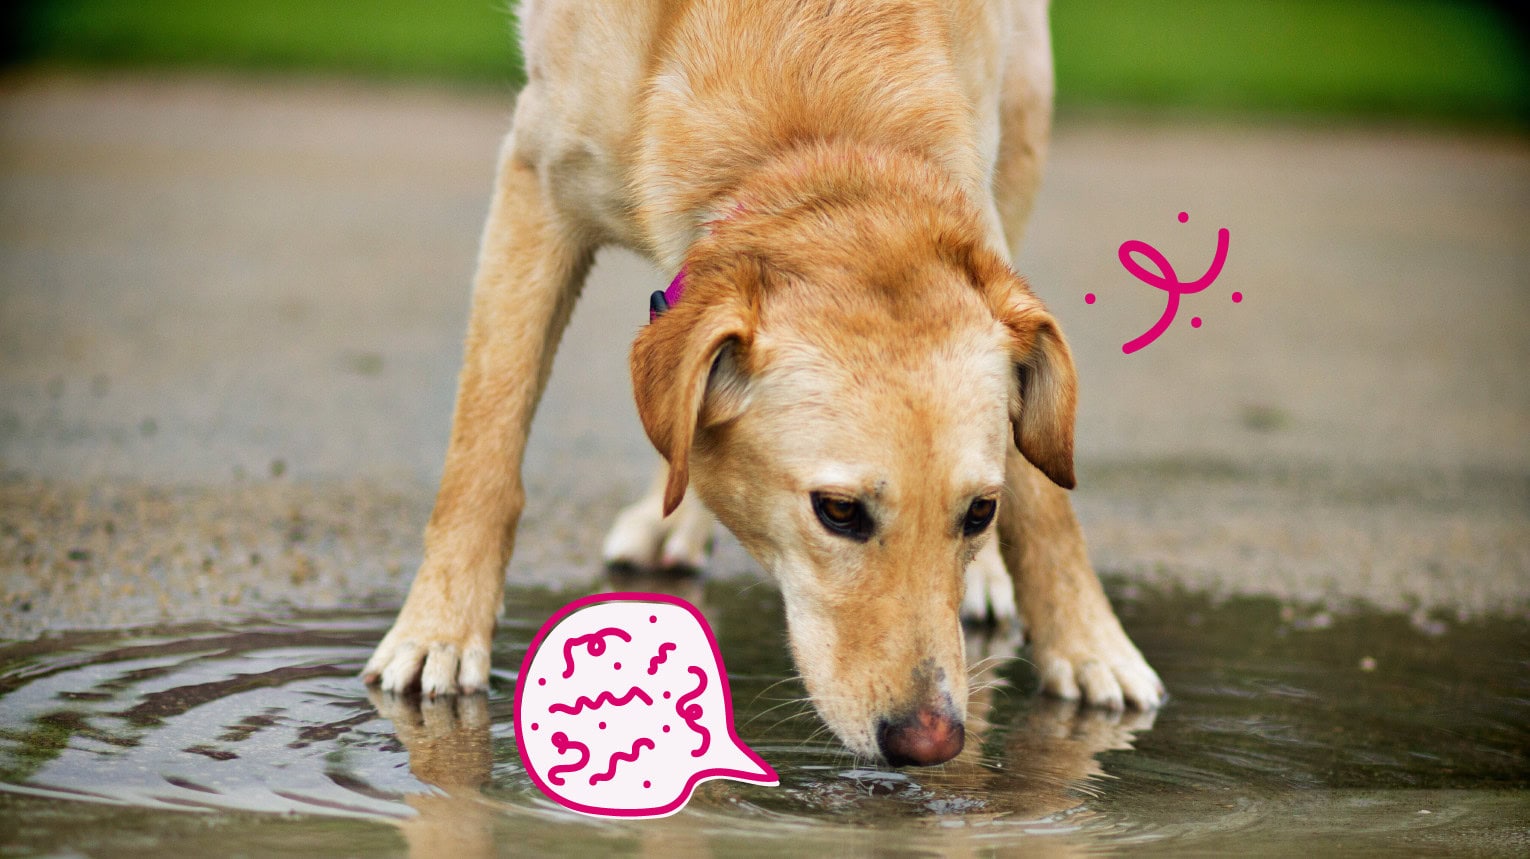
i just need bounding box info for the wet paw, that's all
[962,539,1020,628]
[602,487,715,571]
[1031,621,1164,711]
[363,604,493,698]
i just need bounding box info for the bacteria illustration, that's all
[514,593,777,819]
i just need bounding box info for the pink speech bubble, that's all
[514,592,778,819]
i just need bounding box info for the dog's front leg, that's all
[999,447,1164,710]
[365,148,592,696]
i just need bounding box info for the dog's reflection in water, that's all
[370,585,1152,857]
[368,690,499,858]
[944,625,1157,823]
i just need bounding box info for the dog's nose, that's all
[876,708,964,766]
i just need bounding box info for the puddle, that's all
[1,579,1526,856]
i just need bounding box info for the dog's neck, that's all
[630,0,990,270]
[647,139,990,321]
[648,138,988,270]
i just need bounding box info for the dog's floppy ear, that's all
[630,259,758,516]
[971,251,1078,489]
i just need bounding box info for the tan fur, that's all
[366,0,1163,763]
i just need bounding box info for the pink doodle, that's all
[1089,211,1234,353]
[546,732,590,787]
[547,686,655,716]
[515,593,777,819]
[561,627,631,679]
[589,737,656,785]
[674,666,711,757]
[647,642,676,675]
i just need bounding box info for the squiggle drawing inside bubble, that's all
[546,732,589,787]
[515,592,777,819]
[548,686,654,715]
[647,643,675,674]
[561,627,630,678]
[674,666,710,757]
[589,737,655,786]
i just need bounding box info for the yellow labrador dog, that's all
[365,0,1162,766]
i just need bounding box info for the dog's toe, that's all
[371,640,426,693]
[1076,660,1125,711]
[364,602,495,697]
[1033,623,1164,712]
[369,637,490,697]
[420,643,461,698]
[962,541,1020,627]
[457,647,491,694]
[1116,660,1166,710]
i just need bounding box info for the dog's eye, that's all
[811,493,873,542]
[963,497,997,536]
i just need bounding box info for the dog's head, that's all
[631,156,1076,765]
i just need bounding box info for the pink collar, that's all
[650,202,750,322]
[648,266,687,323]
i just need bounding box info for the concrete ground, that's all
[1,72,1526,641]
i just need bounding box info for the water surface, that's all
[1,579,1526,856]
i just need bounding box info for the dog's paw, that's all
[1030,618,1164,711]
[961,539,1020,627]
[363,593,494,697]
[602,490,715,571]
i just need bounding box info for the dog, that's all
[364,0,1162,766]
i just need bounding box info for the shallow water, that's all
[1,578,1526,856]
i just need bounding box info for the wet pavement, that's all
[0,72,1528,853]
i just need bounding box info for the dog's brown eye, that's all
[811,493,873,542]
[963,497,997,536]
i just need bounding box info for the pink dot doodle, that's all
[1109,211,1233,354]
[1084,293,1096,305]
[514,592,777,819]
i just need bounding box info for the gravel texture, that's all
[1,72,1526,641]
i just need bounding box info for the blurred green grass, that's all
[9,1,525,86]
[7,0,1529,125]
[1052,0,1528,125]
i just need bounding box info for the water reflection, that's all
[365,602,1156,857]
[370,690,497,857]
[0,582,1522,854]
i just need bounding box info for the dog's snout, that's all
[876,708,964,766]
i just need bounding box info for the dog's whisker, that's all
[749,673,807,700]
[742,696,818,729]
[967,652,1020,675]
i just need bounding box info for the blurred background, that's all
[4,0,1528,126]
[0,2,1526,627]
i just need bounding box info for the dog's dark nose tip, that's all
[876,708,964,766]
